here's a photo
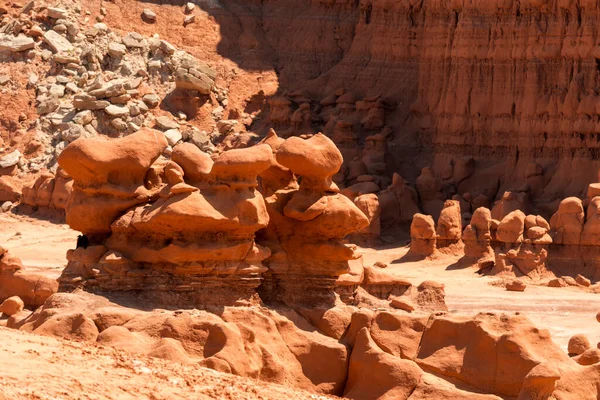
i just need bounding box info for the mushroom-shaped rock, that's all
[497,210,526,243]
[353,193,381,237]
[57,129,169,235]
[411,213,436,239]
[58,128,168,188]
[409,213,436,257]
[463,207,494,261]
[276,133,342,191]
[550,197,584,245]
[471,207,492,231]
[524,215,552,244]
[436,200,462,243]
[171,143,214,184]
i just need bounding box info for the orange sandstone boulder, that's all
[568,334,591,356]
[416,313,570,397]
[58,129,169,235]
[409,213,436,257]
[550,197,584,245]
[0,295,24,316]
[344,327,422,400]
[463,207,494,261]
[436,199,462,243]
[496,210,526,243]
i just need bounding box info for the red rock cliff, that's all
[205,0,600,213]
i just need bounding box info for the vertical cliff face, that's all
[204,0,600,213]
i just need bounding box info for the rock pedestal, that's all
[57,129,273,306]
[259,132,369,306]
[57,129,368,307]
[492,212,552,278]
[436,199,462,247]
[462,207,494,263]
[408,213,437,257]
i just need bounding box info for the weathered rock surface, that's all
[259,132,369,305]
[0,296,24,316]
[0,246,57,306]
[408,213,436,257]
[10,290,600,400]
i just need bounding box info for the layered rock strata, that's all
[258,131,369,305]
[57,129,274,305]
[56,129,369,306]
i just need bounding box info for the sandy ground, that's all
[0,213,77,278]
[359,245,600,352]
[1,212,599,352]
[0,327,335,400]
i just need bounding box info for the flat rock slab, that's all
[0,150,22,168]
[43,31,74,53]
[0,34,34,52]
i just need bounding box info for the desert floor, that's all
[2,211,599,352]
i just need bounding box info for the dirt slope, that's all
[0,326,336,400]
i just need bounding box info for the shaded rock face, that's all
[209,0,600,212]
[57,129,368,307]
[463,207,494,262]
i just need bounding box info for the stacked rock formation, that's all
[548,195,600,280]
[405,174,600,281]
[492,211,553,278]
[20,168,73,211]
[258,132,369,305]
[57,129,274,305]
[56,129,368,306]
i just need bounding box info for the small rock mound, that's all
[568,334,591,356]
[0,295,24,316]
[506,280,526,292]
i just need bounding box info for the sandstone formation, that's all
[407,213,436,258]
[20,168,73,211]
[568,334,592,356]
[0,246,57,306]
[551,197,585,246]
[3,1,600,399]
[0,295,24,316]
[259,132,370,305]
[12,290,600,399]
[436,199,462,246]
[463,207,494,263]
[492,212,553,278]
[57,129,273,305]
[56,129,369,306]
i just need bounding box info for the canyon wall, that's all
[200,0,600,215]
